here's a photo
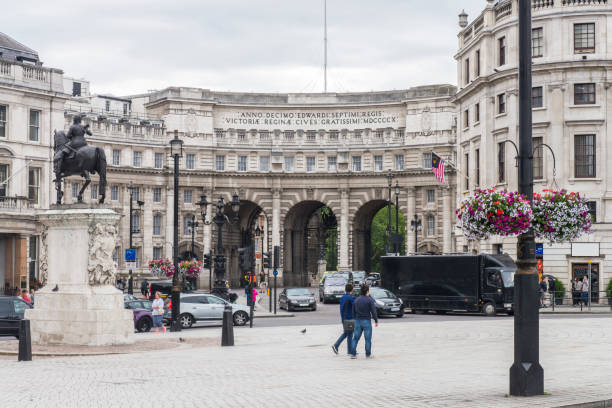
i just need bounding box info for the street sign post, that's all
[125,249,136,262]
[273,269,278,315]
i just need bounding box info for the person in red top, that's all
[21,289,31,304]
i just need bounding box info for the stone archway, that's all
[283,201,337,287]
[352,200,388,273]
[210,199,267,287]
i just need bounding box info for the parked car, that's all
[367,287,404,317]
[149,280,194,299]
[365,273,381,287]
[352,271,366,285]
[124,294,138,302]
[279,288,317,311]
[125,300,153,312]
[164,293,250,329]
[319,275,348,303]
[0,296,32,338]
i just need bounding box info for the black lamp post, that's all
[410,215,422,253]
[510,0,544,396]
[196,192,240,299]
[169,131,183,332]
[188,215,199,260]
[394,181,400,253]
[128,183,144,295]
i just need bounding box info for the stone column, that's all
[165,185,174,259]
[442,187,452,253]
[338,188,350,271]
[406,187,416,254]
[271,188,281,252]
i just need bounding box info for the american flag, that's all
[431,153,446,184]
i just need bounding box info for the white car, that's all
[165,293,250,328]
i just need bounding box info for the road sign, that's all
[125,261,136,270]
[273,269,278,277]
[535,244,543,256]
[125,249,136,262]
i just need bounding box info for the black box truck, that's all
[381,254,516,316]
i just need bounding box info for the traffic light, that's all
[238,247,249,272]
[203,253,212,269]
[263,251,271,269]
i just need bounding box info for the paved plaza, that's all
[1,317,611,408]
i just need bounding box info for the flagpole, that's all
[432,150,469,182]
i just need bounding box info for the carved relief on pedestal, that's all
[87,223,119,285]
[38,225,49,286]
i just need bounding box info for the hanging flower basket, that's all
[532,189,592,243]
[148,258,175,278]
[456,189,533,241]
[179,260,203,278]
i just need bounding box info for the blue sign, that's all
[535,244,543,256]
[125,249,136,262]
[273,269,278,277]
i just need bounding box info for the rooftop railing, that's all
[0,196,33,211]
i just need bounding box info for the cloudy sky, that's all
[2,0,485,96]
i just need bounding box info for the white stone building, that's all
[453,0,612,299]
[0,32,68,294]
[61,85,458,288]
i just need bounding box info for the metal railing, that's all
[540,290,610,311]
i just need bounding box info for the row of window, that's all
[462,83,598,129]
[111,150,195,169]
[0,106,41,141]
[463,134,597,191]
[0,164,41,204]
[463,23,597,85]
[215,154,408,172]
[214,128,406,141]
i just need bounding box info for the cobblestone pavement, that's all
[1,318,611,408]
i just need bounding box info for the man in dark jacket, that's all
[351,284,378,359]
[331,284,354,355]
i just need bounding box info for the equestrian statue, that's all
[53,114,107,204]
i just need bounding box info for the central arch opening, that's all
[284,201,337,287]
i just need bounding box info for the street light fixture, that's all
[410,215,422,253]
[169,131,183,332]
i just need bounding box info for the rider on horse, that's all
[53,114,91,177]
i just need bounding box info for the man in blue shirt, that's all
[351,284,378,359]
[331,284,354,355]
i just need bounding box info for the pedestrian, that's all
[140,279,149,298]
[331,283,354,355]
[151,291,166,333]
[29,288,35,305]
[20,289,31,304]
[539,278,548,307]
[582,276,590,306]
[252,287,259,310]
[350,283,378,359]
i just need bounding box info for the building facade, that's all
[0,32,67,294]
[454,0,612,298]
[62,85,457,287]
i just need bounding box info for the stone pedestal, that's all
[25,208,134,346]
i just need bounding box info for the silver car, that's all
[165,293,250,328]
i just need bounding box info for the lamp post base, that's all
[221,305,234,346]
[509,272,544,396]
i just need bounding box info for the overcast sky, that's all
[2,0,485,96]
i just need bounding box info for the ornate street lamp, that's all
[410,215,422,253]
[169,131,183,332]
[386,170,393,254]
[394,181,400,253]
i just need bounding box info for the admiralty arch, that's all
[63,85,458,288]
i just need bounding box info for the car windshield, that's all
[353,272,365,280]
[287,288,311,296]
[325,278,346,286]
[501,271,515,287]
[369,288,395,299]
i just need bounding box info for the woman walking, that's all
[152,291,166,333]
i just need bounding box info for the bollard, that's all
[221,304,234,347]
[18,319,32,362]
[268,287,271,313]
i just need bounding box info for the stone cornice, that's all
[38,208,121,228]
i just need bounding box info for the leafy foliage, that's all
[370,205,405,272]
[532,189,592,243]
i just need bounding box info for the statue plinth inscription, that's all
[25,207,134,346]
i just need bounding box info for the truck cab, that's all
[481,254,515,315]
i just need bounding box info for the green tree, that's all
[370,205,406,272]
[319,206,338,271]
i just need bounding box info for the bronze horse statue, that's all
[53,129,107,204]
